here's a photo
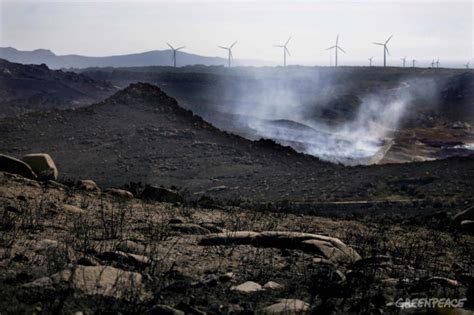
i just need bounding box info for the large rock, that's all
[259,299,310,314]
[22,153,58,180]
[200,231,360,264]
[50,265,149,300]
[230,281,263,293]
[141,185,183,203]
[77,179,100,192]
[104,188,134,199]
[0,154,37,179]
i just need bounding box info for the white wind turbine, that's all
[274,37,292,67]
[167,43,185,68]
[373,35,393,67]
[326,35,345,67]
[218,40,238,67]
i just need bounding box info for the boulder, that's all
[263,281,284,290]
[77,179,100,192]
[259,299,310,314]
[50,265,149,300]
[22,153,58,180]
[230,281,263,293]
[0,154,37,179]
[105,188,134,199]
[141,185,183,203]
[199,231,360,264]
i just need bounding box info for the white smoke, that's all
[227,73,437,165]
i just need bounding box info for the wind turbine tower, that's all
[274,37,292,67]
[218,41,238,67]
[401,56,407,68]
[326,35,346,67]
[167,43,185,68]
[436,59,440,68]
[368,57,373,67]
[412,59,417,68]
[373,35,393,67]
[465,62,470,69]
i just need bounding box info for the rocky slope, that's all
[0,59,116,117]
[0,172,472,314]
[0,82,472,204]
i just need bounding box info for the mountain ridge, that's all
[0,47,269,69]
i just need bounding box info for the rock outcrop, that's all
[200,231,360,264]
[0,154,37,179]
[22,153,58,180]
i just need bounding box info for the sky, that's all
[0,0,472,66]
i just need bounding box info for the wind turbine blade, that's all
[338,46,346,53]
[230,40,238,48]
[385,35,393,44]
[385,46,390,56]
[336,34,339,45]
[285,36,292,46]
[285,47,291,56]
[218,46,228,50]
[167,43,174,50]
[230,50,233,58]
[176,46,185,51]
[326,45,336,50]
[373,42,384,46]
[274,45,284,48]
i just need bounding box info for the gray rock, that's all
[259,299,310,314]
[77,179,100,192]
[105,188,134,199]
[230,281,263,293]
[200,231,360,264]
[263,281,284,290]
[22,153,58,180]
[50,265,150,300]
[0,154,37,179]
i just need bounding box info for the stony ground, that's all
[1,172,473,314]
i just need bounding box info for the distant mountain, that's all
[0,58,116,117]
[0,47,268,69]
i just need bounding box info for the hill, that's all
[0,59,116,117]
[0,82,472,203]
[0,47,264,69]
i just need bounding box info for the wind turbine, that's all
[373,35,393,67]
[274,37,291,67]
[167,43,185,68]
[326,35,345,67]
[430,59,436,68]
[218,40,238,67]
[401,56,407,68]
[412,59,417,68]
[436,58,440,68]
[368,57,374,67]
[465,62,470,69]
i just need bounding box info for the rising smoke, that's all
[219,69,437,165]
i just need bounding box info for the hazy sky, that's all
[0,0,472,65]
